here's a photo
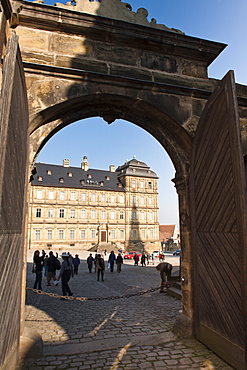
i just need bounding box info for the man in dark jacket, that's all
[46,251,57,286]
[87,253,94,273]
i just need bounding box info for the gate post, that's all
[172,171,193,337]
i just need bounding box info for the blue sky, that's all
[36,0,247,226]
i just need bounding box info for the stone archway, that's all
[0,0,246,367]
[13,0,247,334]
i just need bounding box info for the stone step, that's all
[167,279,182,300]
[167,286,182,300]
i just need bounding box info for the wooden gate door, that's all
[0,31,29,368]
[190,71,247,370]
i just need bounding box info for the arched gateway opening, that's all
[1,0,247,368]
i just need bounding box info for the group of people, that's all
[33,249,173,298]
[133,253,154,266]
[33,250,80,299]
[86,251,124,282]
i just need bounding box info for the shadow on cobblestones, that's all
[21,259,233,369]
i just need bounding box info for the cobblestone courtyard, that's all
[20,253,234,369]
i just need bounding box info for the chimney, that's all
[81,156,89,171]
[63,159,70,167]
[109,165,115,172]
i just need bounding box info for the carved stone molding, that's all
[50,0,184,34]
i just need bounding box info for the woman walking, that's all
[58,252,74,299]
[33,249,46,291]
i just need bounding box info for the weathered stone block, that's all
[140,53,178,73]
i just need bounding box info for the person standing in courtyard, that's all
[46,251,58,286]
[33,249,46,291]
[133,253,139,266]
[141,253,146,267]
[72,254,80,275]
[58,252,74,299]
[87,253,95,273]
[156,262,173,293]
[116,253,123,273]
[108,250,116,272]
[96,254,105,281]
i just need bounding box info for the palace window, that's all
[141,229,146,238]
[132,229,137,238]
[132,196,136,204]
[58,229,64,239]
[48,209,53,218]
[111,211,115,220]
[81,230,86,239]
[110,195,115,203]
[111,230,116,239]
[149,229,154,238]
[92,193,96,202]
[132,180,136,188]
[59,209,65,218]
[101,194,106,202]
[70,230,75,239]
[149,212,153,220]
[148,197,153,205]
[91,229,96,239]
[141,211,145,220]
[81,210,86,219]
[70,209,75,218]
[120,229,125,239]
[140,196,145,205]
[101,210,106,219]
[81,193,86,201]
[148,181,152,189]
[48,191,54,200]
[120,211,124,219]
[35,230,41,240]
[119,195,124,203]
[37,190,42,199]
[47,230,52,240]
[70,191,76,200]
[36,208,41,218]
[91,210,96,219]
[60,191,65,200]
[132,211,137,220]
[140,181,144,188]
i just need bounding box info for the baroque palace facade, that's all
[28,157,160,252]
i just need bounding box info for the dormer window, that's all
[68,172,73,177]
[87,174,92,179]
[38,176,43,181]
[59,178,64,183]
[80,180,85,185]
[105,176,110,181]
[117,183,122,188]
[100,181,104,186]
[47,170,52,175]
